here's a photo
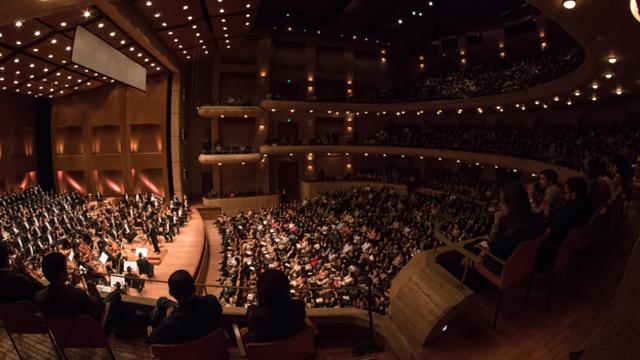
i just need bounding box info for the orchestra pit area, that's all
[1,0,640,359]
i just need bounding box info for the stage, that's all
[117,207,206,301]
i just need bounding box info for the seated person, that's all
[34,252,105,323]
[149,270,222,345]
[137,253,155,278]
[125,266,144,292]
[0,243,44,302]
[437,183,540,286]
[529,169,564,216]
[536,177,593,272]
[245,269,307,343]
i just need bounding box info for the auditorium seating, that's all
[469,230,549,329]
[41,304,113,360]
[0,301,57,359]
[232,323,317,360]
[150,328,229,360]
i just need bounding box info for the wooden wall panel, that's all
[51,73,169,196]
[0,92,37,192]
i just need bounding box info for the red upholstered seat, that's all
[150,328,230,360]
[233,322,317,360]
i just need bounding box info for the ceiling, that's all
[0,5,165,98]
[255,0,537,51]
[130,0,260,62]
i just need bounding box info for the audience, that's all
[0,242,44,303]
[149,270,223,345]
[34,252,105,323]
[536,177,593,272]
[353,122,640,174]
[245,269,307,343]
[305,168,417,185]
[216,186,493,313]
[529,169,564,216]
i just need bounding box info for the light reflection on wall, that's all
[57,170,86,194]
[18,171,37,189]
[132,168,163,196]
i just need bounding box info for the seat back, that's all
[44,314,109,349]
[150,328,229,360]
[501,230,549,289]
[576,206,607,250]
[0,300,49,334]
[245,325,316,360]
[553,228,582,273]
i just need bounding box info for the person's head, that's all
[539,169,558,189]
[168,269,196,302]
[0,243,9,269]
[583,159,606,180]
[256,269,291,308]
[564,177,589,202]
[126,266,132,274]
[499,182,533,220]
[42,252,68,284]
[138,252,143,260]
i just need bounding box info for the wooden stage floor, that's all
[120,207,205,300]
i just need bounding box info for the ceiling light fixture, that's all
[15,20,23,27]
[563,0,577,10]
[83,10,91,18]
[607,56,618,64]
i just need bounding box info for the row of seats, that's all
[466,193,624,329]
[0,299,318,360]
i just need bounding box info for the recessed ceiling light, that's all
[51,39,57,44]
[246,14,251,18]
[110,32,116,36]
[98,23,104,28]
[154,13,161,18]
[146,1,152,6]
[183,5,189,10]
[604,72,614,79]
[83,10,91,18]
[15,21,23,27]
[60,22,67,27]
[34,30,41,36]
[616,87,623,95]
[129,46,134,51]
[65,46,71,51]
[221,18,226,22]
[162,22,167,27]
[563,0,577,9]
[13,58,19,63]
[222,27,227,31]
[16,40,22,45]
[397,19,403,24]
[607,56,617,64]
[592,82,599,89]
[120,40,126,45]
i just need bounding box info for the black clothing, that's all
[34,284,105,323]
[246,299,307,343]
[149,295,223,345]
[0,268,45,303]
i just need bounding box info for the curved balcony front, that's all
[197,105,263,118]
[259,145,581,180]
[198,152,261,165]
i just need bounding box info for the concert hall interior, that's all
[1,0,640,359]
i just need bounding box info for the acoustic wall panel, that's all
[72,25,147,91]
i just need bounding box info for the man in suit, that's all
[148,224,161,253]
[137,253,154,278]
[34,252,105,323]
[0,243,44,303]
[149,270,222,345]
